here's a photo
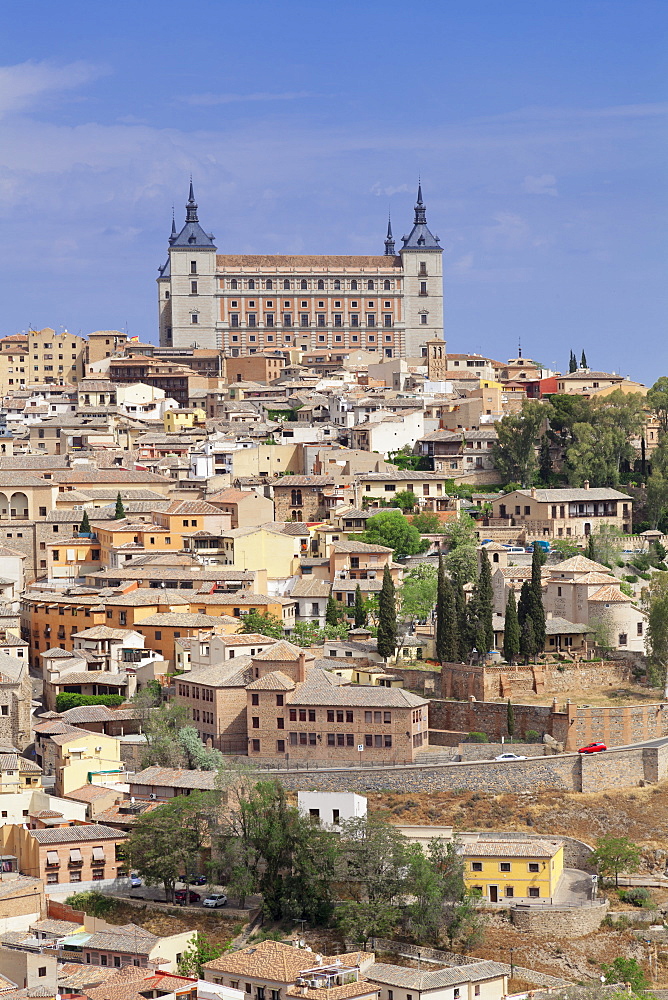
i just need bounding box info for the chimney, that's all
[530,487,536,498]
[297,652,306,683]
[584,479,590,490]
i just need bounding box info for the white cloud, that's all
[370,182,412,197]
[0,60,105,118]
[523,174,558,196]
[179,91,311,106]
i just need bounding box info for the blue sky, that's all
[0,0,666,381]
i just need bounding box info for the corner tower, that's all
[158,183,218,348]
[400,182,444,358]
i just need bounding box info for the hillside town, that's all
[0,176,663,999]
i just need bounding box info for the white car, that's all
[495,753,527,761]
[202,893,228,908]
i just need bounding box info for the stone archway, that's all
[10,492,28,519]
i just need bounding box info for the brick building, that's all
[272,475,336,522]
[1,823,127,888]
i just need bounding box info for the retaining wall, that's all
[429,698,569,744]
[511,900,609,937]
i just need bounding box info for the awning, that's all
[69,848,82,862]
[46,851,59,865]
[92,846,105,862]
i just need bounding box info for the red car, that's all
[578,742,607,754]
[174,889,201,905]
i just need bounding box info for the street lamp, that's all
[509,948,515,981]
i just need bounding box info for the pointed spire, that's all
[185,178,198,223]
[169,206,177,245]
[414,179,427,226]
[384,213,395,256]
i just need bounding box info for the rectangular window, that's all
[365,735,373,747]
[252,717,259,729]
[500,862,511,872]
[248,314,256,327]
[317,314,326,327]
[265,314,274,327]
[283,313,292,326]
[504,886,514,897]
[528,862,540,872]
[327,734,335,746]
[289,709,297,721]
[191,314,199,324]
[471,861,483,871]
[231,314,239,327]
[346,711,353,723]
[528,886,540,897]
[420,281,427,295]
[251,739,260,752]
[277,694,284,706]
[191,280,198,294]
[300,314,309,327]
[366,314,376,327]
[289,733,297,745]
[351,314,359,326]
[277,739,285,753]
[384,315,392,327]
[251,693,259,706]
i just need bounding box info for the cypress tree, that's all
[377,564,397,660]
[114,492,126,520]
[569,351,577,373]
[325,595,339,627]
[506,698,515,738]
[353,584,366,627]
[585,534,596,561]
[436,555,458,663]
[477,549,494,654]
[503,590,521,665]
[530,543,546,653]
[517,580,531,627]
[454,580,469,661]
[79,510,91,535]
[520,616,537,664]
[581,349,588,369]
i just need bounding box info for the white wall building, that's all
[297,791,367,828]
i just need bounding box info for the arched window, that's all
[383,279,391,290]
[334,279,341,290]
[300,279,308,290]
[351,279,358,291]
[283,279,291,289]
[248,279,255,289]
[230,278,238,289]
[266,279,273,289]
[367,279,374,290]
[317,279,325,290]
[291,489,303,506]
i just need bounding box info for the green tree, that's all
[647,376,668,435]
[436,555,458,663]
[114,492,126,519]
[129,792,215,902]
[362,509,428,558]
[336,901,399,948]
[590,834,641,887]
[519,615,536,664]
[392,490,418,512]
[646,472,668,529]
[79,510,91,534]
[325,595,346,627]
[569,351,577,373]
[643,573,668,694]
[238,609,285,639]
[601,957,650,994]
[292,621,349,647]
[132,694,189,769]
[444,890,487,953]
[178,933,222,977]
[177,727,224,770]
[503,591,521,665]
[454,581,470,661]
[566,393,645,487]
[506,699,515,737]
[354,584,366,627]
[551,539,581,560]
[477,549,494,654]
[530,543,546,651]
[581,349,588,369]
[492,400,547,487]
[337,815,410,905]
[400,563,438,625]
[377,564,397,660]
[444,544,478,587]
[411,511,442,534]
[442,512,478,550]
[538,438,552,483]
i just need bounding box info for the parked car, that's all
[130,873,142,887]
[578,742,607,754]
[174,889,201,905]
[203,893,228,908]
[495,753,527,761]
[189,873,207,885]
[503,546,526,554]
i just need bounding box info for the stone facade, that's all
[272,476,336,522]
[440,660,633,703]
[511,900,608,937]
[0,655,33,750]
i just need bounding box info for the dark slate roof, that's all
[401,184,442,251]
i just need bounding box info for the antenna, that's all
[518,338,522,359]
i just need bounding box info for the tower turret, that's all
[384,214,395,256]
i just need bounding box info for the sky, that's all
[0,0,666,382]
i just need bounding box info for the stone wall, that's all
[441,660,633,702]
[429,698,570,744]
[385,665,441,695]
[573,703,668,749]
[511,900,608,937]
[269,744,663,795]
[455,742,550,760]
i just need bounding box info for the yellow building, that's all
[464,838,564,904]
[45,730,122,797]
[27,327,87,385]
[0,333,29,391]
[218,524,302,580]
[163,407,206,433]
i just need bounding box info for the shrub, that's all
[65,891,116,918]
[466,732,489,743]
[55,693,125,712]
[618,887,654,908]
[623,575,638,583]
[616,559,626,568]
[524,730,541,743]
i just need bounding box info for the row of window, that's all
[251,733,394,752]
[471,860,542,873]
[229,299,394,309]
[229,313,394,328]
[191,709,214,724]
[227,278,395,291]
[226,333,396,346]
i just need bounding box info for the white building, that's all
[297,791,367,828]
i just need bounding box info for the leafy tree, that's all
[387,445,424,472]
[177,726,224,770]
[444,544,478,587]
[538,438,552,484]
[648,376,668,435]
[178,933,222,977]
[129,792,215,902]
[400,563,438,625]
[601,958,650,994]
[442,512,478,550]
[392,490,418,513]
[492,400,546,487]
[337,815,410,904]
[377,564,397,660]
[519,615,536,664]
[292,621,349,647]
[506,699,515,737]
[566,392,645,487]
[590,834,641,886]
[362,509,428,558]
[503,591,520,665]
[551,538,581,560]
[132,694,189,769]
[444,890,487,953]
[79,510,91,534]
[238,609,285,639]
[646,472,668,529]
[354,584,366,627]
[114,492,126,519]
[581,349,588,369]
[436,555,458,663]
[336,901,399,948]
[643,573,668,694]
[477,549,494,654]
[586,524,625,567]
[411,511,442,534]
